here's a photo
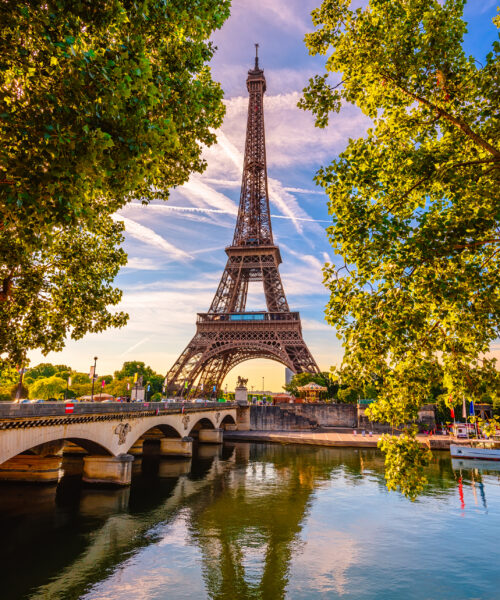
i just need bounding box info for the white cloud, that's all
[222,91,370,169]
[301,318,331,332]
[120,336,152,357]
[122,257,164,271]
[205,126,324,236]
[178,177,238,214]
[113,214,192,261]
[284,186,324,195]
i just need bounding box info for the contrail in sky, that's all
[145,203,330,224]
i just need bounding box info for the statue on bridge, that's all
[236,376,248,389]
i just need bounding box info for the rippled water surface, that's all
[1,443,499,600]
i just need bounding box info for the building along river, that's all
[0,442,499,600]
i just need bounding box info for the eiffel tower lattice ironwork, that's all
[166,47,319,397]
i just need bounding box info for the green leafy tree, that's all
[71,372,90,384]
[0,0,230,366]
[24,363,58,384]
[378,430,433,502]
[284,371,339,399]
[29,375,67,399]
[69,382,92,398]
[0,366,26,401]
[1,220,128,365]
[301,0,500,498]
[114,361,163,394]
[105,377,133,398]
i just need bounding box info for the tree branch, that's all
[383,73,500,159]
[452,239,500,250]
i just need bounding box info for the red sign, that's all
[65,403,74,414]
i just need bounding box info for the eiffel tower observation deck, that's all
[166,47,319,397]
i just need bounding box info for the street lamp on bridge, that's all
[90,356,98,403]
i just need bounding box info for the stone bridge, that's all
[0,402,249,486]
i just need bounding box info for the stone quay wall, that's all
[250,403,436,432]
[250,403,357,431]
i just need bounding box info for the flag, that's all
[127,382,130,391]
[450,407,455,420]
[147,384,151,392]
[462,397,467,419]
[133,372,138,383]
[469,400,475,416]
[213,385,216,392]
[101,380,105,388]
[89,366,95,379]
[67,376,72,387]
[201,383,204,391]
[185,381,188,389]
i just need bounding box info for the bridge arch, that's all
[220,414,236,427]
[187,416,216,437]
[123,420,184,453]
[0,429,116,465]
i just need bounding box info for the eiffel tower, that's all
[166,46,319,397]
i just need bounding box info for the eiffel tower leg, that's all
[285,344,320,374]
[166,338,205,395]
[262,266,289,312]
[197,352,235,397]
[235,272,249,312]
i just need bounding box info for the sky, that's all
[28,0,500,392]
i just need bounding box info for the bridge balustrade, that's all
[0,401,237,420]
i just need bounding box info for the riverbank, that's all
[224,430,452,450]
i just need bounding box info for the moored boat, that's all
[450,442,500,461]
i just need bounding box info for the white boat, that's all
[450,442,500,461]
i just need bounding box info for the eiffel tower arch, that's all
[166,46,319,397]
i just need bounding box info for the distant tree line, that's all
[0,360,164,401]
[284,368,499,419]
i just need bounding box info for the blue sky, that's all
[28,0,500,391]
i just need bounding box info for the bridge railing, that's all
[0,401,237,420]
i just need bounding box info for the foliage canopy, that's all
[301,0,500,497]
[0,0,230,366]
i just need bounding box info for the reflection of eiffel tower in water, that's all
[188,444,320,600]
[166,47,319,396]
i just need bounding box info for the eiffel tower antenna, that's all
[166,50,319,398]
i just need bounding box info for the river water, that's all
[0,442,499,600]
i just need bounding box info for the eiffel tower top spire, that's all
[232,47,271,246]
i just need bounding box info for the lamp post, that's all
[90,356,98,403]
[262,376,265,402]
[14,366,26,403]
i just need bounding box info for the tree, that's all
[29,375,67,399]
[71,372,91,385]
[114,361,163,394]
[0,0,230,366]
[284,371,338,399]
[23,363,58,384]
[0,365,22,401]
[1,220,128,365]
[300,0,500,498]
[105,377,133,398]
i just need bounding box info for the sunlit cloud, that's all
[113,214,192,261]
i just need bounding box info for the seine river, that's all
[1,443,499,600]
